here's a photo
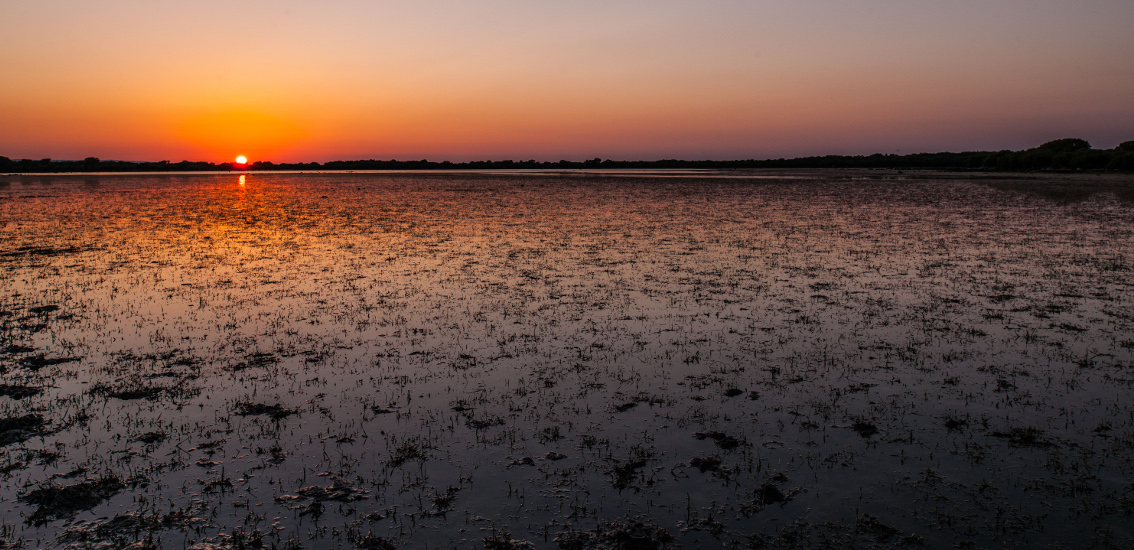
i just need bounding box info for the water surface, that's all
[1,171,1132,549]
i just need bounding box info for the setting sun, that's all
[235,155,247,164]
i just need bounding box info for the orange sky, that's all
[2,1,1133,162]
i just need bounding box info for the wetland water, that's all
[0,170,1132,549]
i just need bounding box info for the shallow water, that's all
[1,171,1132,549]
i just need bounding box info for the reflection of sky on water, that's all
[0,172,1132,548]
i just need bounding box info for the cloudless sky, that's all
[2,1,1133,162]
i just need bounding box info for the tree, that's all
[1107,151,1134,170]
[1037,138,1091,153]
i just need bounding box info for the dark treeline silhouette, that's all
[4,138,1133,173]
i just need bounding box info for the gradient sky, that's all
[2,1,1133,162]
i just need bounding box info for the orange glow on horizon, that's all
[173,109,305,163]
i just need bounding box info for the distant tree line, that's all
[3,138,1133,173]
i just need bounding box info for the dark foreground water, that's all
[1,170,1132,549]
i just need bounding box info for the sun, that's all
[235,155,248,164]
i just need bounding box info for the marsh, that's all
[0,170,1132,549]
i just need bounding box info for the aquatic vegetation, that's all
[231,402,297,420]
[555,521,673,550]
[21,476,125,525]
[0,170,1132,548]
[0,415,47,447]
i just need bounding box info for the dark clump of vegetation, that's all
[611,459,650,489]
[0,414,46,446]
[386,440,426,468]
[253,444,286,464]
[353,534,397,550]
[509,457,536,467]
[56,511,199,548]
[756,483,786,505]
[484,531,535,550]
[0,246,92,259]
[852,421,879,438]
[0,384,43,399]
[106,387,165,400]
[132,431,167,445]
[233,402,297,420]
[90,381,168,401]
[466,416,506,430]
[988,426,1053,447]
[856,514,900,542]
[295,477,370,502]
[425,486,461,516]
[689,457,721,473]
[21,476,125,525]
[693,431,743,449]
[943,416,968,432]
[741,483,792,516]
[18,355,80,371]
[555,521,674,550]
[228,352,278,372]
